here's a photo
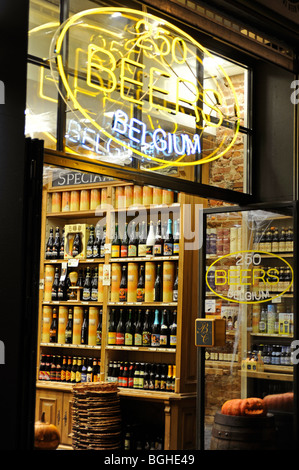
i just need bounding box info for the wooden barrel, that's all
[210,411,276,450]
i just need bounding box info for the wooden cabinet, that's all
[35,168,201,450]
[35,384,73,447]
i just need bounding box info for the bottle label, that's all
[108,331,116,344]
[134,333,142,346]
[142,332,151,346]
[138,244,147,257]
[111,245,120,257]
[146,246,153,255]
[60,370,66,381]
[93,246,99,257]
[65,371,71,382]
[136,288,145,302]
[91,289,98,301]
[160,335,168,346]
[170,335,177,346]
[121,245,128,257]
[173,243,179,255]
[163,243,173,256]
[173,290,178,302]
[125,333,133,345]
[119,288,127,302]
[128,245,137,257]
[86,247,93,258]
[151,334,160,347]
[83,288,90,300]
[154,244,162,255]
[116,332,125,345]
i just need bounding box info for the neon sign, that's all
[49,8,240,168]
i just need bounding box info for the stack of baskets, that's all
[72,382,121,450]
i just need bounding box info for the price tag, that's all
[39,279,44,290]
[103,264,111,285]
[105,243,111,254]
[68,258,79,267]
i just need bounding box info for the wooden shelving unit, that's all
[35,170,200,450]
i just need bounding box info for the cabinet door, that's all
[35,389,63,430]
[61,392,73,446]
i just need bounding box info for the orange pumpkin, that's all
[34,412,60,450]
[263,392,293,412]
[221,398,267,416]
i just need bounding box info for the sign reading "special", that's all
[49,7,240,169]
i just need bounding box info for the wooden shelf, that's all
[40,342,101,350]
[43,258,105,264]
[109,256,179,262]
[42,301,103,306]
[106,345,176,353]
[108,302,177,307]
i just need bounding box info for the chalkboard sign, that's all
[195,318,226,347]
[52,169,113,187]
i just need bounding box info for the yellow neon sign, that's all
[50,7,240,167]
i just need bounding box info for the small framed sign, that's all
[195,318,226,347]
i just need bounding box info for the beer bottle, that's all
[51,267,60,301]
[154,363,161,390]
[153,220,163,256]
[125,309,133,346]
[118,362,124,387]
[86,225,95,259]
[86,358,93,382]
[146,221,155,255]
[151,309,160,347]
[45,228,54,259]
[92,227,100,259]
[57,271,66,301]
[65,356,72,383]
[111,223,121,258]
[143,363,150,389]
[154,264,162,302]
[279,227,286,252]
[142,309,152,346]
[92,358,98,382]
[173,264,179,302]
[133,363,140,389]
[160,309,170,347]
[271,227,279,252]
[122,362,129,387]
[173,219,180,255]
[120,223,128,258]
[136,265,145,302]
[65,308,73,344]
[96,309,102,346]
[71,357,77,383]
[138,221,147,257]
[49,308,58,343]
[160,364,167,390]
[286,227,293,252]
[52,227,61,259]
[128,362,135,388]
[166,365,173,391]
[134,309,143,346]
[50,355,57,381]
[128,221,138,257]
[59,228,65,259]
[91,266,98,301]
[108,309,116,345]
[76,357,82,383]
[139,362,145,389]
[149,363,155,390]
[72,233,81,257]
[100,225,106,258]
[116,309,125,345]
[81,308,88,345]
[82,267,91,301]
[81,358,87,383]
[169,310,177,348]
[172,365,176,392]
[163,219,173,256]
[119,265,127,301]
[39,355,46,380]
[60,356,67,382]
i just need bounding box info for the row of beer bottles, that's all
[49,307,102,346]
[51,266,100,302]
[110,219,180,258]
[117,262,178,303]
[108,307,177,348]
[107,361,176,392]
[253,226,293,253]
[46,217,180,261]
[39,355,101,383]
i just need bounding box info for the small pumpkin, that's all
[263,392,293,412]
[221,397,267,416]
[34,412,60,450]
